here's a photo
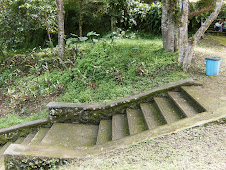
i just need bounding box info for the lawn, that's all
[0,35,189,128]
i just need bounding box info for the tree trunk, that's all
[44,12,54,48]
[179,0,223,71]
[56,0,65,59]
[111,16,116,32]
[161,0,179,52]
[79,10,83,37]
[0,44,5,61]
[79,0,83,37]
[178,0,189,65]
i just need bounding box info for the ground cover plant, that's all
[0,34,188,128]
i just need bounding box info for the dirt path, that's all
[190,35,226,110]
[61,35,226,170]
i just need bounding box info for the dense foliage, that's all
[0,0,57,50]
[0,0,163,51]
[219,3,226,18]
[1,0,224,51]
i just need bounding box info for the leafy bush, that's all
[122,1,162,33]
[0,0,57,50]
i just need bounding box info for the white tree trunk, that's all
[179,0,223,71]
[162,0,179,52]
[56,0,65,59]
[178,0,189,65]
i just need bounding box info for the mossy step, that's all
[3,106,226,168]
[140,103,164,129]
[168,91,198,117]
[0,165,4,170]
[112,114,129,140]
[126,109,147,135]
[21,133,36,145]
[0,160,3,170]
[154,97,183,124]
[96,120,112,145]
[41,123,98,147]
[181,86,208,112]
[14,137,25,144]
[0,142,12,156]
[0,142,12,167]
[30,128,50,145]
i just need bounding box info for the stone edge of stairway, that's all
[47,78,201,123]
[4,106,226,161]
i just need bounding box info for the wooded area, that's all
[0,0,225,70]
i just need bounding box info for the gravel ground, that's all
[61,35,226,170]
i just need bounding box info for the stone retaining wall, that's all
[0,118,51,145]
[47,78,199,124]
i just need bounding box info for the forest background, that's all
[0,0,226,51]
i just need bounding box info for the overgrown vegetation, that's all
[0,34,188,128]
[1,0,224,128]
[0,111,48,129]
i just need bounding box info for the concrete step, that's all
[0,161,4,170]
[40,123,99,147]
[154,97,183,124]
[96,120,112,145]
[0,142,12,168]
[0,138,25,169]
[0,142,12,156]
[112,114,129,140]
[0,165,4,170]
[126,109,147,135]
[181,86,208,112]
[4,106,225,169]
[30,128,50,145]
[168,91,198,117]
[21,133,36,145]
[140,102,165,129]
[14,137,25,144]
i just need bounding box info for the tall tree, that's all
[56,0,65,59]
[105,0,127,32]
[179,0,223,71]
[161,0,179,52]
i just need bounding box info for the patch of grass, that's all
[198,35,226,47]
[0,36,189,128]
[57,39,188,103]
[0,110,48,129]
[210,35,226,46]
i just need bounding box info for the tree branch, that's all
[192,0,223,45]
[188,4,216,18]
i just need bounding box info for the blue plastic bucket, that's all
[205,56,222,76]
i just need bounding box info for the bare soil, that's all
[61,35,226,170]
[190,35,226,109]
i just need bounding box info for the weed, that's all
[0,36,188,128]
[0,110,48,129]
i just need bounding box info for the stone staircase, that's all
[0,81,225,169]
